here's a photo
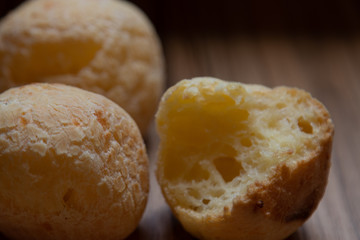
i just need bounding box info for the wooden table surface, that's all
[1,1,360,240]
[126,33,360,240]
[133,1,360,238]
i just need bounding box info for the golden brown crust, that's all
[156,77,334,240]
[246,124,332,224]
[0,83,149,240]
[0,0,165,134]
[178,136,332,240]
[243,87,333,223]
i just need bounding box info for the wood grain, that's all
[127,33,360,240]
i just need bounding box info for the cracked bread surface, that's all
[0,83,149,240]
[156,77,333,240]
[0,0,165,134]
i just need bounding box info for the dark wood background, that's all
[1,1,360,239]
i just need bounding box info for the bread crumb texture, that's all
[156,77,334,240]
[0,83,149,240]
[0,0,165,134]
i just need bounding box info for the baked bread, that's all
[0,0,164,135]
[156,77,334,240]
[0,83,149,240]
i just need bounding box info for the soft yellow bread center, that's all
[157,78,319,214]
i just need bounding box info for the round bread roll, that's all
[156,77,334,240]
[0,83,149,240]
[0,0,164,135]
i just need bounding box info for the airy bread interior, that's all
[157,78,329,215]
